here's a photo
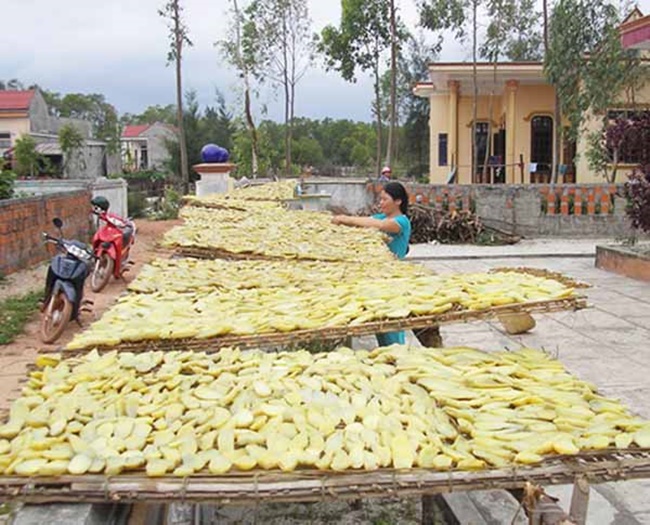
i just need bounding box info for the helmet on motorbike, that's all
[91,196,110,212]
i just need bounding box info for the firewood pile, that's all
[407,204,483,244]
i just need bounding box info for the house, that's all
[414,10,650,185]
[121,123,176,172]
[620,8,650,50]
[0,88,116,179]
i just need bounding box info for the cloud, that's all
[0,0,461,122]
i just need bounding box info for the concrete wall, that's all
[312,179,635,238]
[28,90,51,134]
[142,124,176,170]
[400,182,633,238]
[0,190,93,276]
[301,179,374,212]
[15,177,128,218]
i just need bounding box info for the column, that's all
[505,80,518,184]
[448,81,460,174]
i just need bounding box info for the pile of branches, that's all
[408,203,484,244]
[345,203,518,245]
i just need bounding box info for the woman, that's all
[332,181,411,346]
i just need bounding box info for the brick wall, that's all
[0,190,93,276]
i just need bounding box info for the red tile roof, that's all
[0,90,36,111]
[122,124,151,138]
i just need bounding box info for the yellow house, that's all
[414,10,650,185]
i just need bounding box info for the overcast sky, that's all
[1,0,648,123]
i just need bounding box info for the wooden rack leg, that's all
[421,494,446,525]
[569,476,590,525]
[414,325,443,348]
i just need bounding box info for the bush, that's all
[625,170,650,235]
[127,191,148,219]
[151,186,182,220]
[0,170,15,200]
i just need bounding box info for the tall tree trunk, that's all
[282,16,291,177]
[471,0,479,184]
[244,86,259,177]
[482,52,497,182]
[233,0,259,177]
[543,0,561,183]
[374,60,383,178]
[174,0,190,194]
[385,0,397,169]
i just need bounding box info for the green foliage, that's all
[0,170,15,200]
[0,291,41,345]
[121,104,177,126]
[159,0,193,64]
[163,90,236,181]
[122,170,168,182]
[479,0,542,61]
[545,1,622,141]
[127,191,148,219]
[152,186,182,220]
[13,135,44,178]
[44,91,120,153]
[58,123,86,176]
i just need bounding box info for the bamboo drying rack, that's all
[60,296,588,355]
[0,448,648,504]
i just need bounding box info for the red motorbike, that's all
[90,197,136,292]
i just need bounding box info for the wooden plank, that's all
[1,449,649,505]
[57,296,588,355]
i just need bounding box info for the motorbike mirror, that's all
[52,218,63,230]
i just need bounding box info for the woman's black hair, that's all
[383,181,409,215]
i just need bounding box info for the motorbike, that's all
[90,209,135,292]
[40,218,94,344]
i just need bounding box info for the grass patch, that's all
[0,291,41,345]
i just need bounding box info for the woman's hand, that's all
[331,215,347,225]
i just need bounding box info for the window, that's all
[0,132,10,150]
[607,110,650,164]
[438,133,448,166]
[530,116,553,172]
[140,144,148,170]
[473,122,490,177]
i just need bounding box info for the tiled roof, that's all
[0,90,36,111]
[122,124,151,138]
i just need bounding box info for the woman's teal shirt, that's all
[372,213,411,259]
[372,212,412,346]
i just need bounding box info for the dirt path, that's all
[0,219,180,411]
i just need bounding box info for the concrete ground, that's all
[412,251,650,525]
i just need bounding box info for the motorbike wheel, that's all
[40,292,73,344]
[91,254,114,292]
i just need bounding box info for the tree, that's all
[13,135,43,178]
[614,113,650,235]
[251,0,314,176]
[58,124,86,177]
[45,92,121,154]
[218,0,263,177]
[319,0,392,177]
[159,0,193,193]
[420,0,482,181]
[121,104,177,126]
[545,0,646,182]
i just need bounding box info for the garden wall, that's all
[0,190,93,276]
[15,178,128,219]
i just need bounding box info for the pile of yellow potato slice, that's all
[163,206,393,263]
[67,259,575,350]
[1,346,645,477]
